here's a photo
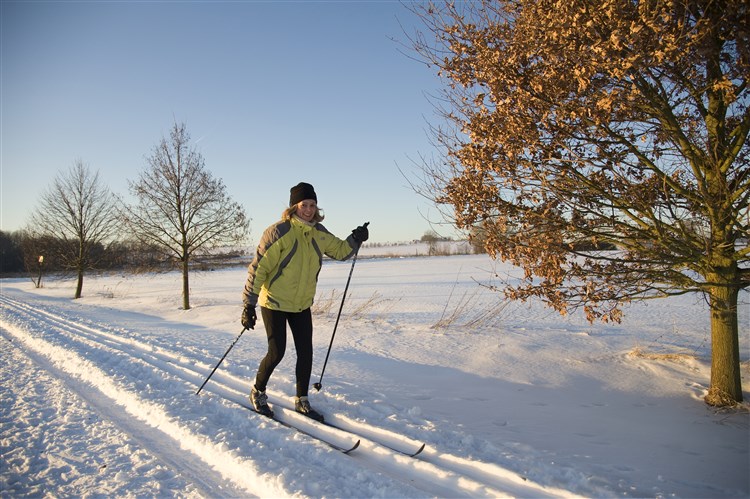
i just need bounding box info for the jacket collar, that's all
[291,215,315,231]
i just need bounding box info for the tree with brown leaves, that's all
[410,0,749,406]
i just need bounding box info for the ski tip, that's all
[410,443,426,457]
[343,439,361,454]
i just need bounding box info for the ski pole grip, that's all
[357,222,369,247]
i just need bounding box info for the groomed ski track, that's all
[1,292,577,498]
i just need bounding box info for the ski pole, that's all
[196,327,248,395]
[313,223,368,392]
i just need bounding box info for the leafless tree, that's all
[124,122,250,310]
[409,0,749,405]
[28,160,120,298]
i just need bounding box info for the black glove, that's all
[241,305,257,330]
[351,223,369,243]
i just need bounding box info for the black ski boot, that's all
[251,386,273,417]
[295,396,324,422]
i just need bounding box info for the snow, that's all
[1,251,748,498]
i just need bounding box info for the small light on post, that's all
[36,255,44,288]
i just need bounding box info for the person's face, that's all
[296,199,317,222]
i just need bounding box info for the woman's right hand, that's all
[241,305,257,330]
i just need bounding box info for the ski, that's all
[266,401,426,457]
[212,392,422,457]
[238,401,360,454]
[320,420,426,457]
[266,399,427,457]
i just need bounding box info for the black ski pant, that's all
[254,307,314,398]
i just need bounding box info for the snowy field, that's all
[1,250,748,498]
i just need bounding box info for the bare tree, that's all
[28,160,119,298]
[124,122,250,310]
[421,230,442,255]
[409,1,749,405]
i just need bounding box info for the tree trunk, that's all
[705,273,743,406]
[182,257,190,310]
[75,239,84,299]
[75,268,84,299]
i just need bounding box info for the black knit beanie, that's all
[289,182,317,206]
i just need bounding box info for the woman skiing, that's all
[241,182,368,421]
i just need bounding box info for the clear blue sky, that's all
[1,0,452,245]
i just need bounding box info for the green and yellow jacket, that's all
[242,216,357,312]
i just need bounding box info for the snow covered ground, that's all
[1,251,748,498]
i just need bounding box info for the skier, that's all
[241,182,368,421]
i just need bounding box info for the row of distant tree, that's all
[0,230,221,275]
[9,122,249,309]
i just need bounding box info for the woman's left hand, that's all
[352,223,369,243]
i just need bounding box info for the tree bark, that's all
[705,271,743,405]
[182,257,190,310]
[75,269,84,299]
[75,239,85,299]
